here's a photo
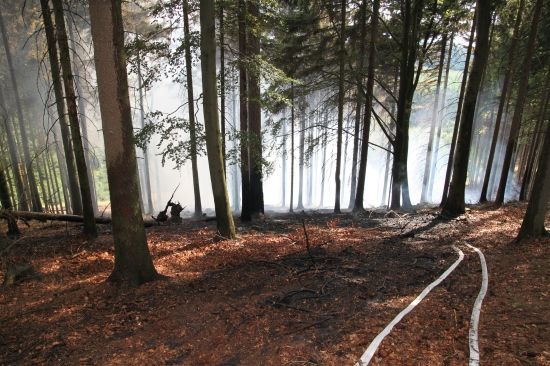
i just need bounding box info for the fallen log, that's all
[1,210,156,227]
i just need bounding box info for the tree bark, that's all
[289,83,295,212]
[420,34,447,203]
[0,7,42,212]
[89,0,160,285]
[442,0,492,216]
[183,0,203,217]
[238,0,251,221]
[219,1,226,170]
[52,0,97,236]
[495,0,543,206]
[39,0,82,215]
[441,11,476,206]
[348,0,368,210]
[199,0,236,238]
[479,0,525,203]
[334,0,346,213]
[517,120,550,240]
[247,0,264,217]
[0,87,28,211]
[354,0,379,212]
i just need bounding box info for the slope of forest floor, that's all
[0,204,548,365]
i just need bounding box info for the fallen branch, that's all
[1,210,156,227]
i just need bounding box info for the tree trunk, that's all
[89,0,160,285]
[39,0,82,215]
[479,0,525,203]
[354,0,379,212]
[517,120,550,240]
[0,169,19,236]
[391,0,423,210]
[420,34,447,203]
[289,83,295,212]
[441,11,476,206]
[0,8,42,212]
[219,1,226,170]
[66,16,98,215]
[52,0,97,236]
[334,0,346,213]
[136,47,155,214]
[442,0,492,216]
[320,112,328,207]
[183,0,203,217]
[495,0,543,206]
[199,0,236,238]
[348,0,368,210]
[297,112,305,210]
[281,111,287,207]
[429,33,453,200]
[238,0,251,221]
[0,88,28,211]
[247,0,264,217]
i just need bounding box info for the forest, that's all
[0,0,548,364]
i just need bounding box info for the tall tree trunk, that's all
[0,88,28,211]
[520,73,550,200]
[429,33,453,200]
[289,84,295,212]
[281,111,287,207]
[348,0,368,209]
[247,0,264,217]
[495,0,543,206]
[391,0,423,210]
[39,0,82,215]
[0,167,19,236]
[183,0,203,217]
[441,11,476,206]
[479,0,525,203]
[136,47,154,214]
[420,34,447,203]
[67,16,98,215]
[297,112,305,210]
[199,0,236,238]
[238,0,251,221]
[89,0,160,285]
[52,0,96,236]
[354,0,379,211]
[517,119,550,240]
[219,0,226,170]
[334,0,346,213]
[442,0,492,216]
[307,115,314,207]
[0,8,42,212]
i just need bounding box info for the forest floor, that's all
[0,203,548,365]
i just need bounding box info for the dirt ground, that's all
[0,203,548,365]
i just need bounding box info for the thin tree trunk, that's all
[39,0,82,215]
[334,0,346,213]
[441,11,476,206]
[420,34,447,203]
[480,0,525,203]
[66,16,98,215]
[219,0,226,170]
[348,0,368,209]
[183,0,203,217]
[495,0,543,206]
[247,0,264,217]
[429,33,453,200]
[354,0,379,211]
[0,88,28,211]
[281,111,287,207]
[320,112,328,207]
[517,116,550,240]
[89,0,160,285]
[199,0,236,238]
[297,112,305,210]
[0,8,42,212]
[289,83,295,212]
[52,0,96,236]
[238,0,251,221]
[442,0,491,216]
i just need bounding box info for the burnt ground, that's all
[0,203,548,365]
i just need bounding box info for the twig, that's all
[301,218,314,264]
